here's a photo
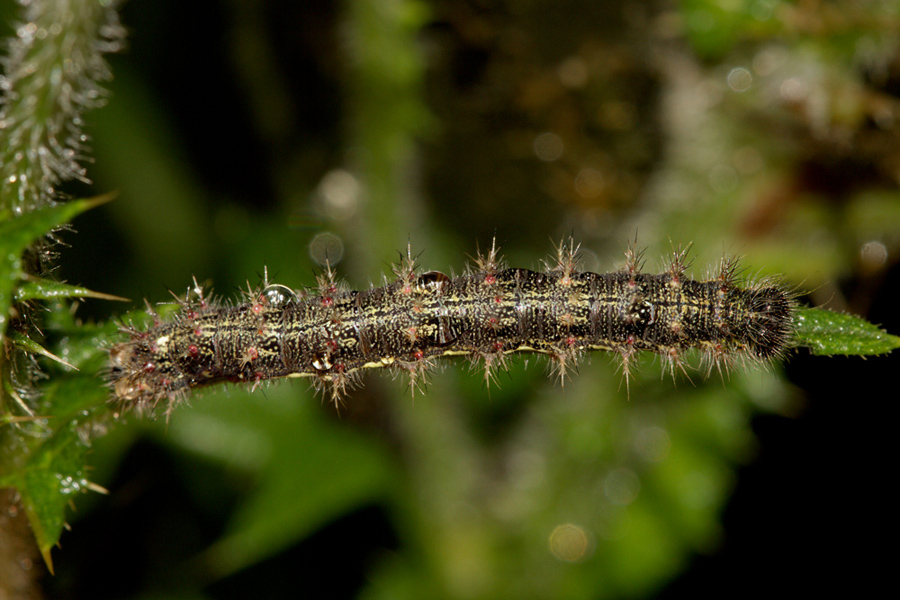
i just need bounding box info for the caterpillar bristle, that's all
[667,244,692,282]
[544,237,582,281]
[471,346,511,389]
[471,237,504,275]
[622,241,646,277]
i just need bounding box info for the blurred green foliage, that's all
[2,0,900,598]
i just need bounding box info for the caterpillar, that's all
[108,241,795,415]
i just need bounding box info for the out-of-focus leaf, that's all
[162,385,396,579]
[793,306,900,356]
[679,0,781,59]
[846,190,900,248]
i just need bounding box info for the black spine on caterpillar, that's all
[108,252,795,415]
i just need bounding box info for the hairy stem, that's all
[0,0,124,215]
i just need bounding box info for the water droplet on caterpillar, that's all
[261,284,297,307]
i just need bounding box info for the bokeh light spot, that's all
[534,132,564,162]
[604,467,641,506]
[549,523,594,563]
[727,67,752,92]
[315,169,361,220]
[309,232,345,267]
[574,167,606,199]
[861,240,887,269]
[635,426,671,463]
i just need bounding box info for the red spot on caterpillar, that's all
[484,274,496,284]
[188,345,199,357]
[413,350,424,361]
[142,362,155,373]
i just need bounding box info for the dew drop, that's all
[262,284,297,307]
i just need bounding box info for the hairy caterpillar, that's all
[108,241,795,415]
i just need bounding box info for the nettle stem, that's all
[0,0,124,215]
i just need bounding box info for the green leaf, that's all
[44,306,127,373]
[14,277,128,303]
[793,306,900,356]
[1,289,120,572]
[5,373,110,573]
[8,330,77,371]
[0,194,114,345]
